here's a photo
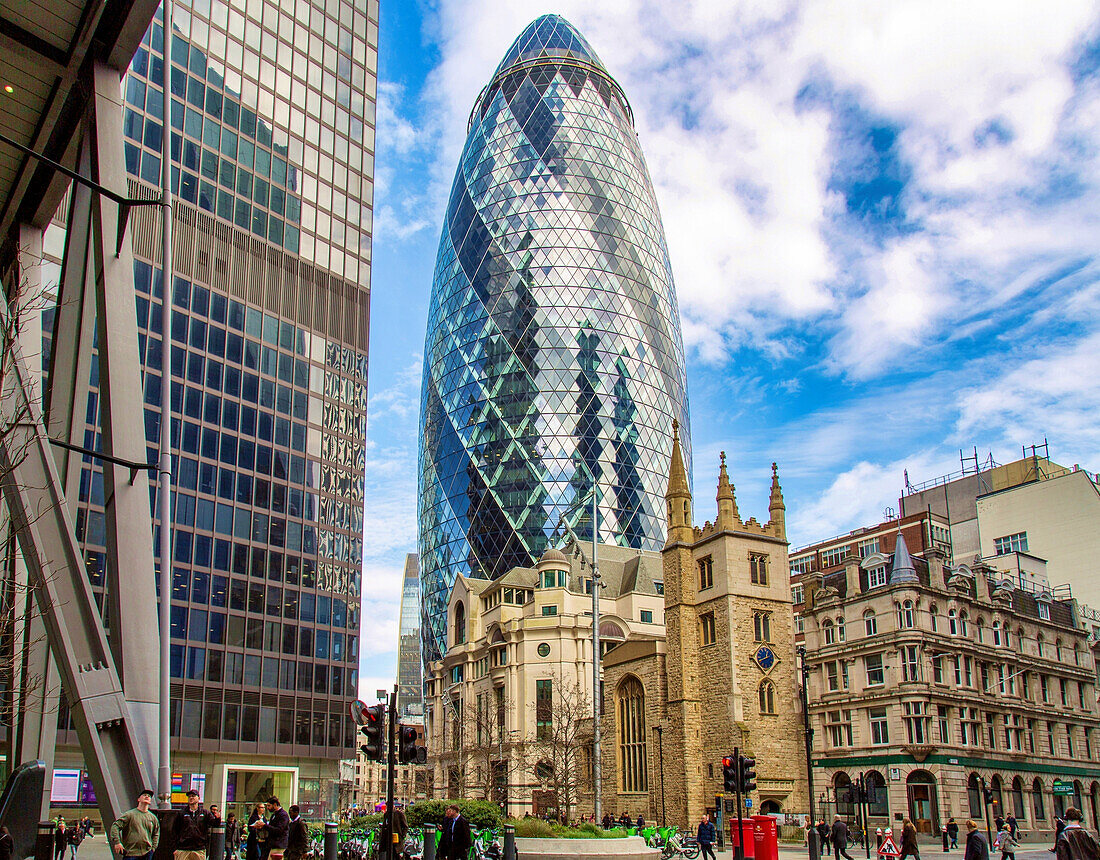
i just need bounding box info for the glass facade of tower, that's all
[43,0,376,811]
[396,553,423,716]
[418,15,691,662]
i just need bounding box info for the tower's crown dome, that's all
[494,14,606,78]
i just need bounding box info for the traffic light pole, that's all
[734,747,744,860]
[384,686,397,860]
[981,776,993,848]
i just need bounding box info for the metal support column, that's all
[4,223,60,815]
[86,61,162,777]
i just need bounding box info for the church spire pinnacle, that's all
[768,461,786,540]
[716,451,739,527]
[665,420,693,544]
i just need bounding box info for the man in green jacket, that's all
[110,790,160,860]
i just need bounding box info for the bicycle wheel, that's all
[684,845,700,859]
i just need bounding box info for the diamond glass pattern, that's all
[418,14,692,661]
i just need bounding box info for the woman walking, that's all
[994,824,1016,860]
[246,804,265,860]
[900,818,920,860]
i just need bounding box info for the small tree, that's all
[527,673,592,823]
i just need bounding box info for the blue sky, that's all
[358,0,1100,696]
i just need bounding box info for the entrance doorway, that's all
[221,766,298,823]
[532,790,557,818]
[759,800,781,815]
[906,771,939,834]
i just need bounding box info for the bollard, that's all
[423,823,437,860]
[324,821,338,860]
[503,824,516,860]
[807,826,820,860]
[35,822,54,860]
[209,824,226,860]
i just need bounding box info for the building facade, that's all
[44,0,377,818]
[398,553,424,717]
[799,531,1100,835]
[653,432,806,824]
[424,543,666,818]
[417,13,691,663]
[901,447,1100,606]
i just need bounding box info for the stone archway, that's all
[907,770,939,834]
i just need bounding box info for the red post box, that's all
[730,820,756,859]
[752,816,779,860]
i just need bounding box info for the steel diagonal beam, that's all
[0,303,152,823]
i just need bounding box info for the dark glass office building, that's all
[418,15,691,662]
[46,0,376,815]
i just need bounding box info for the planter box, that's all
[515,835,660,860]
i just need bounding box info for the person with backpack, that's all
[994,824,1016,860]
[1055,808,1100,860]
[68,826,85,858]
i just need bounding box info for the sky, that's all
[358,0,1100,698]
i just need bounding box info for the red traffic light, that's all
[722,757,735,768]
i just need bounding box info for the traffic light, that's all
[360,703,385,761]
[983,785,994,805]
[739,755,757,793]
[722,756,738,793]
[398,725,420,764]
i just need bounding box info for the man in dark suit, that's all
[438,806,471,860]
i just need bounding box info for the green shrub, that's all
[509,819,629,840]
[404,799,502,830]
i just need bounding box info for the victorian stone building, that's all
[798,531,1100,836]
[423,542,666,817]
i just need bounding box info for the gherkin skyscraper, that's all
[418,14,691,661]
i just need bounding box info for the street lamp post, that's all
[554,466,602,823]
[797,645,816,824]
[654,725,666,828]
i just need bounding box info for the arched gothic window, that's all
[617,677,648,793]
[759,680,776,715]
[454,601,466,646]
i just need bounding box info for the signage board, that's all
[878,836,901,857]
[1053,781,1075,796]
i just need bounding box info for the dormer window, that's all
[868,566,887,589]
[1038,601,1051,621]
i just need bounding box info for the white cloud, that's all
[955,331,1100,466]
[413,0,1100,381]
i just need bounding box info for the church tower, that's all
[662,450,806,823]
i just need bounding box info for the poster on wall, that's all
[190,774,206,802]
[51,769,82,803]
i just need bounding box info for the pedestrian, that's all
[224,814,239,860]
[109,789,160,860]
[1006,817,1018,841]
[377,802,407,859]
[697,815,717,860]
[55,821,69,860]
[820,821,833,850]
[0,826,13,860]
[947,820,959,850]
[253,797,289,860]
[994,817,1004,837]
[1055,817,1068,853]
[283,807,308,860]
[964,821,989,860]
[1055,807,1100,860]
[68,826,85,858]
[637,814,646,832]
[246,804,265,860]
[438,805,472,860]
[172,789,216,860]
[831,816,855,860]
[996,825,1017,860]
[900,817,920,860]
[602,813,612,830]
